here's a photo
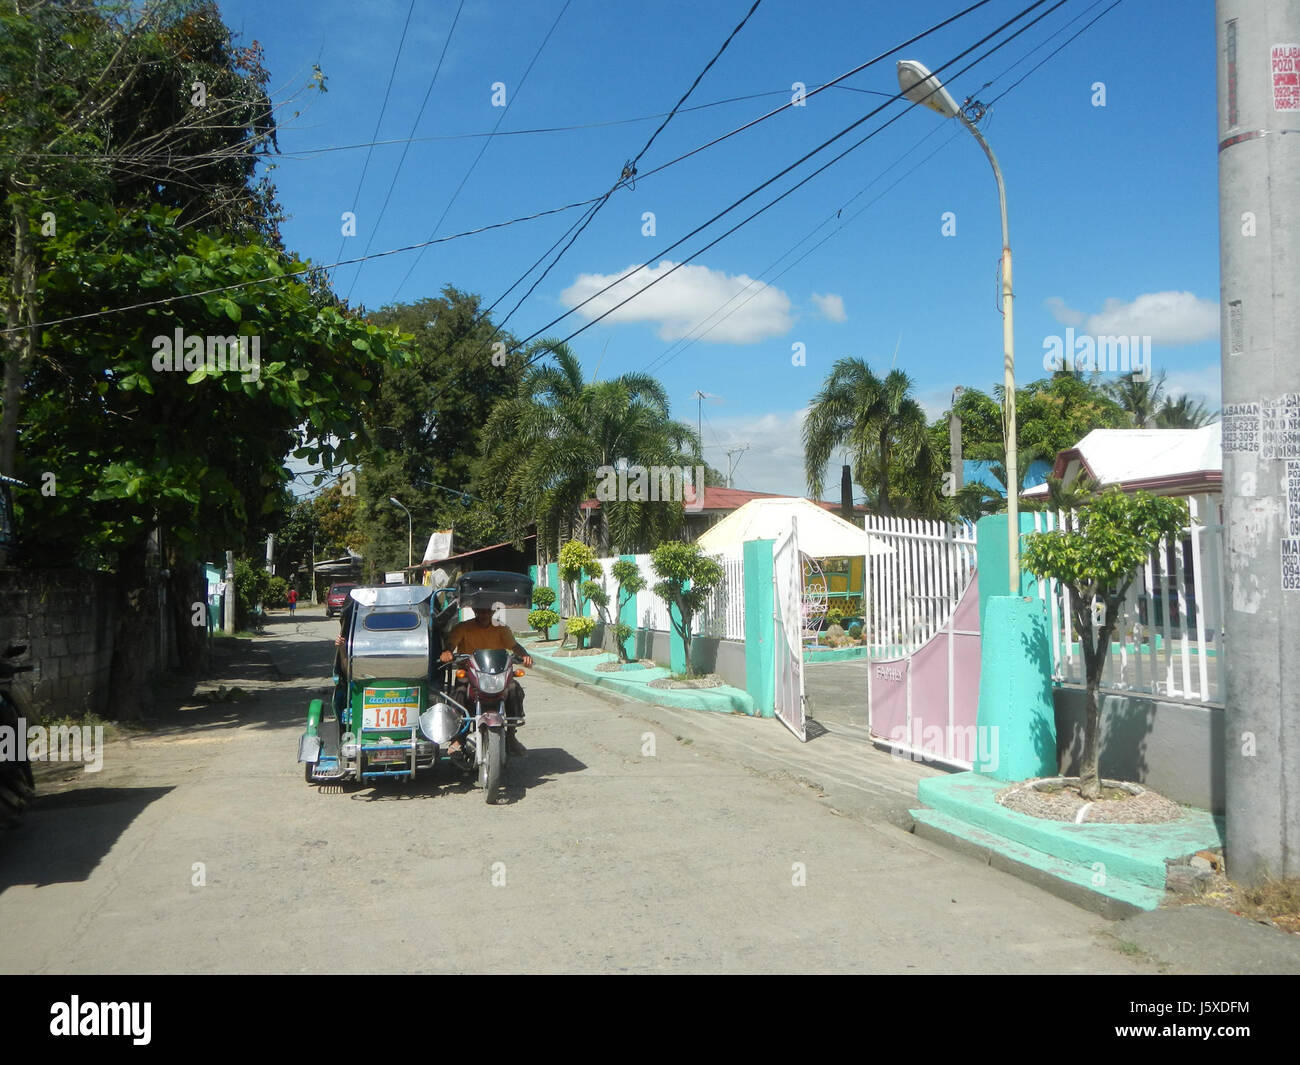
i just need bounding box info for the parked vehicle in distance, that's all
[325,583,358,618]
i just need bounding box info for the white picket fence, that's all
[539,550,746,641]
[1030,493,1226,705]
[861,515,978,656]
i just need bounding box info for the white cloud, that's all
[560,261,793,344]
[1046,291,1219,345]
[809,292,846,323]
[1044,296,1085,327]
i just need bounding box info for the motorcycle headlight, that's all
[419,702,464,744]
[476,673,506,694]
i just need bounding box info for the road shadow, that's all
[325,747,589,807]
[0,785,174,891]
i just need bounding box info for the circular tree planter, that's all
[996,776,1184,824]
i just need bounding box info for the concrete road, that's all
[0,608,1170,974]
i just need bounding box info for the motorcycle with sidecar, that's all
[297,571,531,803]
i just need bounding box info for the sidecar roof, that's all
[349,585,433,608]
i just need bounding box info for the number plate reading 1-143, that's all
[362,687,419,730]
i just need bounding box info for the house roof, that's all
[580,484,867,514]
[694,497,892,557]
[1021,423,1222,498]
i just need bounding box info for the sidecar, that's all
[298,584,454,784]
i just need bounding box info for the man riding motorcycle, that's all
[440,600,532,756]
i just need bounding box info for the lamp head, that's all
[897,60,961,120]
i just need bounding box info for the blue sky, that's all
[218,0,1223,498]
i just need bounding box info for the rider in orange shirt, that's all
[440,602,532,755]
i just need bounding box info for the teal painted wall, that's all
[975,595,1058,781]
[976,512,1040,629]
[618,553,639,660]
[743,539,776,715]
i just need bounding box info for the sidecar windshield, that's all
[364,611,420,631]
[472,649,510,673]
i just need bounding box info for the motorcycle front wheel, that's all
[479,728,504,804]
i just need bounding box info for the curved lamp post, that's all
[897,60,1019,593]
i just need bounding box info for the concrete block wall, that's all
[0,568,117,719]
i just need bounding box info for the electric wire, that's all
[346,0,467,301]
[391,0,573,301]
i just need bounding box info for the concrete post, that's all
[1216,1,1300,881]
[743,539,776,715]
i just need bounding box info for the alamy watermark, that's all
[888,717,999,771]
[1042,327,1150,380]
[151,328,261,382]
[595,465,705,512]
[0,718,104,772]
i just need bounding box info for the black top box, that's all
[457,570,534,609]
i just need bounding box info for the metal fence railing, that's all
[1030,493,1225,705]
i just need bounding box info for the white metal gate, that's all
[773,517,806,740]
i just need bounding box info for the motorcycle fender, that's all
[305,698,324,734]
[478,712,504,729]
[298,733,322,764]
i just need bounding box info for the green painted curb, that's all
[529,648,757,716]
[914,771,1224,910]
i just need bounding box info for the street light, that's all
[897,60,1020,594]
[388,496,412,571]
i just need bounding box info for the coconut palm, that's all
[478,339,699,554]
[1104,371,1167,428]
[803,359,937,516]
[1155,394,1216,429]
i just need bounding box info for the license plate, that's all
[368,747,407,764]
[362,687,419,730]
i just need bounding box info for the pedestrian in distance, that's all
[288,586,298,616]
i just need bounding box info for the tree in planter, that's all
[581,579,611,646]
[1020,488,1188,800]
[610,558,646,663]
[557,539,602,646]
[650,542,724,678]
[565,615,596,650]
[528,586,560,641]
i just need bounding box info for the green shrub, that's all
[532,585,556,609]
[266,576,288,608]
[565,615,596,649]
[824,607,844,627]
[847,621,863,640]
[528,608,560,640]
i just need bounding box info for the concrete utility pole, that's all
[223,549,235,633]
[1216,0,1300,882]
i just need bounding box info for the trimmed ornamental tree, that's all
[557,539,602,646]
[610,558,646,663]
[1021,488,1189,800]
[565,615,596,650]
[650,542,725,678]
[528,585,559,641]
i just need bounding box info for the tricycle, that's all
[297,571,532,803]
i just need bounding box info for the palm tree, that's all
[478,339,699,554]
[803,359,937,516]
[1104,371,1167,428]
[1155,394,1216,429]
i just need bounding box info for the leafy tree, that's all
[803,358,938,517]
[528,586,558,640]
[15,199,406,714]
[650,541,724,677]
[565,614,595,650]
[610,557,646,663]
[1021,489,1188,799]
[479,339,699,554]
[355,288,524,570]
[557,539,601,640]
